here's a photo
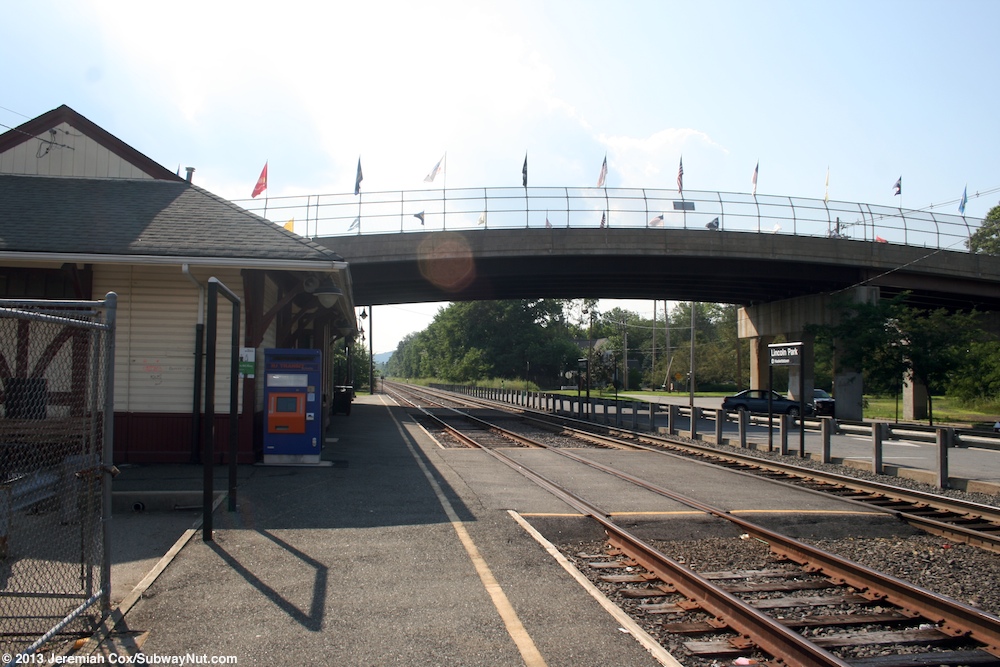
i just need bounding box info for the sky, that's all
[4,0,1000,354]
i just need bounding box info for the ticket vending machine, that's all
[263,348,323,465]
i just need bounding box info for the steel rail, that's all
[406,382,1000,553]
[390,382,1000,659]
[394,396,852,666]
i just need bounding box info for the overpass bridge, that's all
[233,185,997,312]
[240,188,1000,419]
[240,186,999,421]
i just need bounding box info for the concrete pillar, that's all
[833,371,864,421]
[748,335,775,390]
[903,371,928,420]
[787,332,815,403]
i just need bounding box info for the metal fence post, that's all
[780,414,789,455]
[714,408,724,444]
[689,406,700,440]
[873,421,885,474]
[821,417,832,463]
[936,427,953,489]
[738,409,748,448]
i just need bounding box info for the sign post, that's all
[768,342,805,456]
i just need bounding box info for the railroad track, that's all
[386,381,1000,665]
[385,381,1000,554]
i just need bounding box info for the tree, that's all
[813,293,982,423]
[967,202,1000,254]
[385,299,581,385]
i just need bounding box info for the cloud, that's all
[597,128,728,189]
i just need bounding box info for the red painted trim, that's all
[113,411,260,464]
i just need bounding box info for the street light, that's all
[583,306,594,415]
[360,308,373,393]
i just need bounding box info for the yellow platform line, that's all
[384,397,548,667]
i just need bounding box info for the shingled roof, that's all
[0,174,344,264]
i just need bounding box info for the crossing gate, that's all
[0,294,117,660]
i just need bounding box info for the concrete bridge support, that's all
[739,288,879,422]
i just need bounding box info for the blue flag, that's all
[959,186,968,215]
[354,158,363,196]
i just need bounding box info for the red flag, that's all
[251,162,268,198]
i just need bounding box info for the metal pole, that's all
[228,296,240,512]
[799,357,806,457]
[204,283,217,542]
[368,306,374,393]
[689,302,695,408]
[100,292,117,613]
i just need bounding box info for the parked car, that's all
[721,389,813,416]
[813,388,835,416]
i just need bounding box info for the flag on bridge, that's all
[355,158,363,195]
[677,156,684,194]
[522,153,528,187]
[349,217,360,232]
[414,211,425,225]
[824,167,830,202]
[892,176,901,196]
[959,186,968,215]
[600,211,606,228]
[425,153,446,182]
[597,155,608,187]
[649,214,664,227]
[251,161,268,198]
[478,211,487,226]
[284,218,294,232]
[752,161,758,196]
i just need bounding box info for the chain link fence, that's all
[0,294,117,661]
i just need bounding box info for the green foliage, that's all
[967,203,1000,254]
[812,292,987,423]
[385,299,581,385]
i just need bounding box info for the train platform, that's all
[90,393,920,666]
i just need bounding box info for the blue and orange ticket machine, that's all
[263,348,323,465]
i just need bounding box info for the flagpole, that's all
[523,152,529,228]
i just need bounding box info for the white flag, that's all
[425,153,446,182]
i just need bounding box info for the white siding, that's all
[0,122,154,179]
[93,265,246,414]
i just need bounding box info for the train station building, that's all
[0,105,358,463]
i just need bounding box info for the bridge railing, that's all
[233,187,978,251]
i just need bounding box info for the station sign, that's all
[768,342,802,367]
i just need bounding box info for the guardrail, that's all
[234,187,980,251]
[440,384,999,491]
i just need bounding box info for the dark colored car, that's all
[721,389,813,416]
[813,388,835,416]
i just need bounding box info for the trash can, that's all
[331,385,353,416]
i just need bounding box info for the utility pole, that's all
[689,302,696,407]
